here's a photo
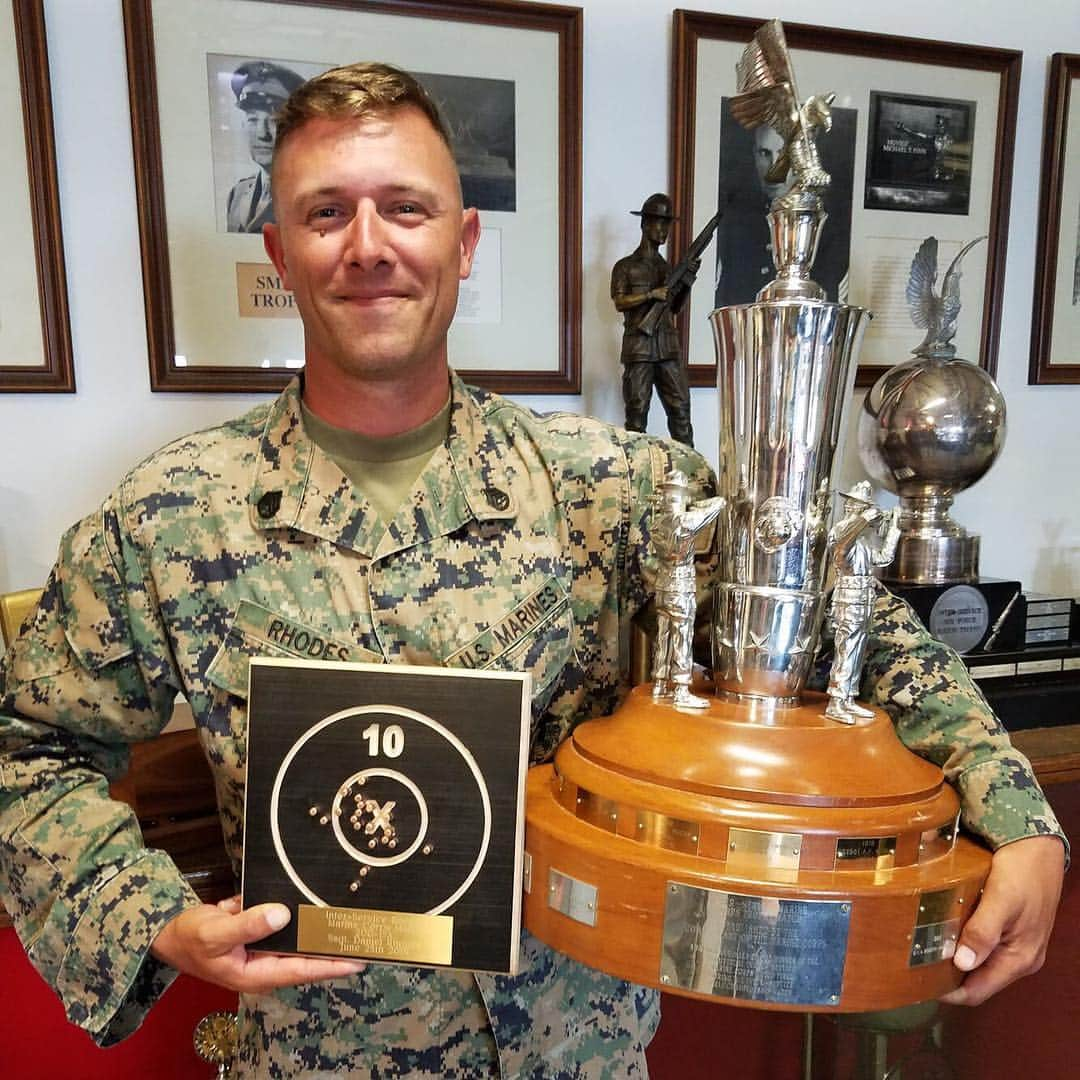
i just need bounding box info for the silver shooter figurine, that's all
[825,482,901,724]
[649,471,725,709]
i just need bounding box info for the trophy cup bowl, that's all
[857,350,1007,585]
[523,18,990,1015]
[711,296,867,700]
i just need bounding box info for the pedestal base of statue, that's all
[523,685,991,1012]
[885,578,1024,655]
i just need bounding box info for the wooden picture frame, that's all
[1030,53,1080,384]
[1,0,74,392]
[671,11,1020,388]
[123,0,582,393]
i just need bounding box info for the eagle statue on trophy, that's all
[905,234,987,358]
[729,18,835,204]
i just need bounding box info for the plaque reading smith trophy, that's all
[524,20,991,1012]
[242,659,530,974]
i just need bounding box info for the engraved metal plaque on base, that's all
[661,885,851,1007]
[242,658,530,974]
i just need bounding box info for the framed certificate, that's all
[1,0,73,392]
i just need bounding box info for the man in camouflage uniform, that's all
[0,63,1066,1078]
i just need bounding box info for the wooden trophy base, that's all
[523,685,991,1012]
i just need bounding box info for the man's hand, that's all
[151,895,365,993]
[941,835,1065,1006]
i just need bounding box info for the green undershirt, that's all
[301,396,451,528]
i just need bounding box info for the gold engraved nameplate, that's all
[297,905,453,965]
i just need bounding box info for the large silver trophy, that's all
[524,20,990,1015]
[710,22,870,703]
[858,237,1007,584]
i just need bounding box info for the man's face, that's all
[752,126,787,200]
[245,107,278,170]
[264,107,480,387]
[643,215,671,245]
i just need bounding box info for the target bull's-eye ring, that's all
[269,704,491,915]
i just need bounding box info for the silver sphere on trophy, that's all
[857,236,1007,584]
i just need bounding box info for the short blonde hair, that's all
[272,61,452,166]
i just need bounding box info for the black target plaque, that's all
[241,658,531,974]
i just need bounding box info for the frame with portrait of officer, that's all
[123,0,582,393]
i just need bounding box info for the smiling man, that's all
[0,63,1065,1079]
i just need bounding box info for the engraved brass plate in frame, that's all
[635,808,700,854]
[548,867,599,926]
[835,836,897,870]
[918,815,959,863]
[660,882,851,1006]
[728,827,802,880]
[297,904,453,964]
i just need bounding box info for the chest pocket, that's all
[204,599,380,710]
[444,581,577,719]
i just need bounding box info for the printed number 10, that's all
[362,722,405,758]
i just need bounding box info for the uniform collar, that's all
[248,374,517,557]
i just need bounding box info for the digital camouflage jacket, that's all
[0,376,1063,1078]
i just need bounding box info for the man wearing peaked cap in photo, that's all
[226,59,305,233]
[0,61,1066,1078]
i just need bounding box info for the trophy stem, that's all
[885,493,979,584]
[757,203,828,302]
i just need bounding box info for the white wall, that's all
[2,0,1078,595]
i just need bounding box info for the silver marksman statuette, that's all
[825,482,901,724]
[649,470,724,709]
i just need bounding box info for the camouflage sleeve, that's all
[853,584,1067,858]
[0,487,202,1045]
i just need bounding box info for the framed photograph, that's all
[671,11,1019,387]
[123,0,582,393]
[1,0,73,392]
[1030,54,1080,385]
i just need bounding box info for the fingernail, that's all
[954,944,977,971]
[265,906,291,931]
